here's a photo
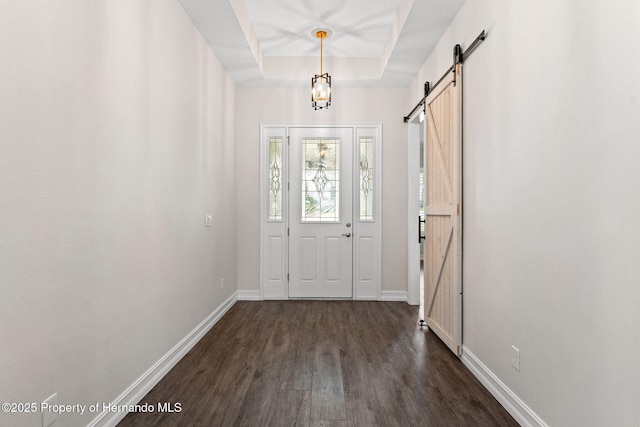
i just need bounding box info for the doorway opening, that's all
[407,111,425,314]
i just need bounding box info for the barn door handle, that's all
[418,216,426,243]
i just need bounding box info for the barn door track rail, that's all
[403,30,486,123]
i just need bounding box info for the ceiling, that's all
[177,0,465,88]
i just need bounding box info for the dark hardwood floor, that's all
[119,301,517,427]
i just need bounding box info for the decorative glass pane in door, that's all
[268,137,283,221]
[359,137,374,221]
[301,138,340,222]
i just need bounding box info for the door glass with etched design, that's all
[302,139,340,222]
[359,137,374,221]
[268,137,283,221]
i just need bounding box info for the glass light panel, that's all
[269,138,283,221]
[302,138,340,222]
[311,73,332,110]
[359,137,374,221]
[312,80,331,101]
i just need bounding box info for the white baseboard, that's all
[354,295,379,301]
[237,290,261,301]
[461,346,548,427]
[378,291,408,302]
[88,292,238,427]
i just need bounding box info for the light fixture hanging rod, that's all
[320,34,323,74]
[315,30,327,75]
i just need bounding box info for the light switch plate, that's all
[511,346,520,372]
[42,393,57,427]
[205,213,213,227]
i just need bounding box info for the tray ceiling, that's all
[178,0,465,87]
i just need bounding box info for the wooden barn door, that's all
[424,64,462,355]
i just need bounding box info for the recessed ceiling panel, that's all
[244,0,401,57]
[178,0,467,87]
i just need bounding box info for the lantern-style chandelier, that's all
[311,29,331,110]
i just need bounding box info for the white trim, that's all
[353,295,379,301]
[87,293,238,427]
[379,291,408,302]
[237,290,262,301]
[260,125,288,301]
[406,111,423,306]
[461,346,548,427]
[354,125,383,301]
[260,124,382,301]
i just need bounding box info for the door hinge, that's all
[288,182,290,191]
[287,227,289,236]
[287,273,289,281]
[287,136,290,145]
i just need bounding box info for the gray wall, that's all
[0,1,237,426]
[235,87,409,296]
[409,0,640,425]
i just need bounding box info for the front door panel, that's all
[289,127,353,298]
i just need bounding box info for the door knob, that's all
[341,232,351,238]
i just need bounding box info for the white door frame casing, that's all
[259,124,382,300]
[407,111,423,306]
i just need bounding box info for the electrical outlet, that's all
[511,346,520,372]
[204,213,213,227]
[220,278,224,290]
[42,393,58,427]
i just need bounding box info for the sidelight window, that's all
[359,137,374,221]
[268,137,283,221]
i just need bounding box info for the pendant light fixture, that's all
[311,29,331,110]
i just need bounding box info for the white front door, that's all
[288,127,353,298]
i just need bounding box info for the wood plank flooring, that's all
[119,301,517,427]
